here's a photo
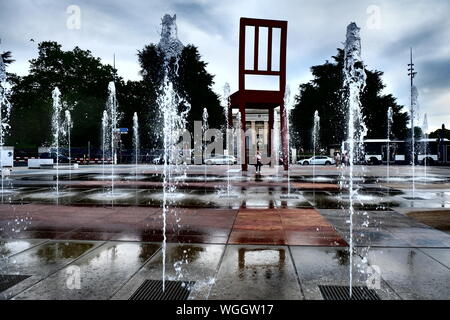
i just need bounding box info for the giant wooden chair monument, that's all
[228,18,289,171]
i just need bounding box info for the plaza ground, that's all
[0,164,449,300]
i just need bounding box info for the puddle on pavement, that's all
[34,242,95,262]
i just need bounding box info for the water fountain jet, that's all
[106,81,119,200]
[101,110,108,181]
[387,107,393,187]
[421,113,428,182]
[202,107,209,192]
[223,83,235,198]
[0,49,13,198]
[51,88,62,200]
[133,112,140,180]
[411,85,419,198]
[64,110,73,177]
[312,110,320,201]
[343,22,367,297]
[280,86,298,200]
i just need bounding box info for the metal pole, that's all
[408,48,417,197]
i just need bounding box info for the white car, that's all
[298,156,335,166]
[205,155,237,165]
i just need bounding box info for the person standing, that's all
[343,152,349,167]
[335,153,341,167]
[255,152,262,173]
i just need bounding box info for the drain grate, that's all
[319,285,381,300]
[0,274,31,293]
[403,197,425,201]
[129,280,195,300]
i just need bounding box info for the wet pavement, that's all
[0,164,449,300]
[13,242,160,300]
[1,239,448,300]
[209,245,303,300]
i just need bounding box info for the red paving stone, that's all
[0,204,238,245]
[291,183,339,190]
[229,208,347,246]
[0,204,346,246]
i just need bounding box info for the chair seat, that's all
[230,90,284,108]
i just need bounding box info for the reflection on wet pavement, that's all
[209,245,303,300]
[0,239,47,259]
[290,246,399,300]
[111,243,224,300]
[13,242,160,300]
[0,241,100,299]
[365,247,450,300]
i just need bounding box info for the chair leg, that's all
[280,103,289,171]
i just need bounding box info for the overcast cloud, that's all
[1,0,449,131]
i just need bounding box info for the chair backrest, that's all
[239,18,287,93]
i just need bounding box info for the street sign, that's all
[114,128,128,134]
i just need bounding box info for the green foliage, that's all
[8,41,117,148]
[1,51,15,65]
[7,40,224,152]
[176,45,225,133]
[137,44,165,89]
[414,126,423,140]
[290,49,409,151]
[138,44,225,148]
[115,80,158,150]
[429,126,450,140]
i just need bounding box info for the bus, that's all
[363,139,450,165]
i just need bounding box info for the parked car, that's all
[298,156,335,166]
[205,155,237,165]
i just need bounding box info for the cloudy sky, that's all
[1,0,449,131]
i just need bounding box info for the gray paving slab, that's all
[111,243,224,300]
[365,247,450,300]
[319,209,450,248]
[0,239,48,258]
[417,248,450,269]
[318,209,416,247]
[0,240,101,299]
[385,227,450,247]
[13,242,160,300]
[290,246,399,300]
[208,245,303,300]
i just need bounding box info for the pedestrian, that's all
[255,152,262,173]
[335,153,341,167]
[343,153,349,167]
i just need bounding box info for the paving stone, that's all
[13,242,160,300]
[209,245,303,300]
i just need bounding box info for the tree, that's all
[290,49,409,151]
[138,44,225,148]
[8,40,224,153]
[175,45,225,133]
[136,44,165,150]
[414,126,423,140]
[115,80,158,150]
[429,125,450,140]
[1,51,15,65]
[8,42,118,149]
